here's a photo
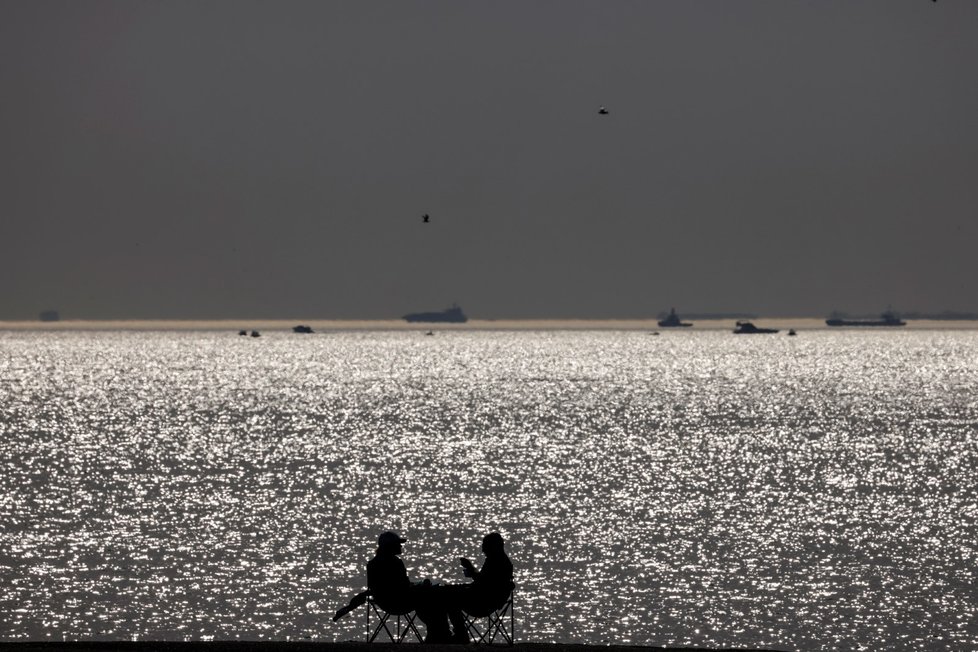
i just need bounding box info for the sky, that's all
[1,0,976,320]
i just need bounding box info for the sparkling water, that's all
[1,328,976,650]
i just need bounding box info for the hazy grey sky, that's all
[2,0,975,320]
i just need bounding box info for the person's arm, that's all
[460,557,479,579]
[395,557,414,588]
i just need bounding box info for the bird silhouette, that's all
[422,214,430,223]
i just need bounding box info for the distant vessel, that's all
[825,310,906,327]
[788,329,797,336]
[293,325,314,333]
[657,308,692,328]
[250,330,261,338]
[733,321,779,334]
[39,310,60,322]
[403,304,467,323]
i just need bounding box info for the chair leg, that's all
[368,603,423,643]
[368,602,400,643]
[463,596,515,646]
[486,606,508,644]
[368,611,384,642]
[369,610,394,642]
[465,613,486,643]
[395,614,419,643]
[493,602,513,644]
[402,612,423,642]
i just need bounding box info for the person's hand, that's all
[460,557,475,577]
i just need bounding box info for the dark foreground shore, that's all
[0,643,781,652]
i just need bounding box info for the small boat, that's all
[238,330,247,336]
[250,330,261,338]
[733,321,779,334]
[788,329,797,336]
[425,330,434,336]
[293,325,314,334]
[657,308,692,328]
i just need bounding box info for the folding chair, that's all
[366,597,424,643]
[463,591,514,645]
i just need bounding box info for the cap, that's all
[378,531,406,547]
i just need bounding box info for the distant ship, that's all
[403,304,468,323]
[733,321,779,334]
[657,308,692,328]
[292,325,314,333]
[39,310,60,322]
[825,310,906,327]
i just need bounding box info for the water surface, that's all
[1,329,976,650]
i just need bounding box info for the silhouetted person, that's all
[367,531,453,643]
[443,532,515,640]
[462,532,514,612]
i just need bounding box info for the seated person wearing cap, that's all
[443,531,515,638]
[367,531,455,643]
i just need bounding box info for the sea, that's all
[1,323,976,650]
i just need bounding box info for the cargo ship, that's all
[825,310,906,327]
[402,304,468,323]
[733,321,779,334]
[657,308,692,328]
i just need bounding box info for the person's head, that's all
[482,532,505,555]
[377,530,406,555]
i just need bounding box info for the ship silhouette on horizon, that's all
[826,309,906,327]
[402,304,468,323]
[733,321,779,334]
[657,308,692,328]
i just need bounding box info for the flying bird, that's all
[422,214,430,223]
